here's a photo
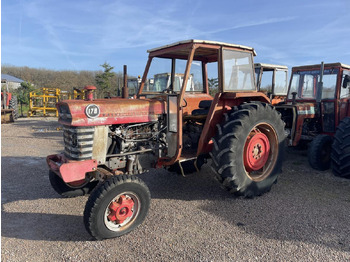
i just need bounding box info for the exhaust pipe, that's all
[122,65,129,99]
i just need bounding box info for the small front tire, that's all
[308,134,333,171]
[84,175,151,240]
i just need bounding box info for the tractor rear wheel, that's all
[84,175,151,240]
[9,96,18,120]
[49,170,98,198]
[308,134,333,171]
[331,117,350,178]
[211,102,285,197]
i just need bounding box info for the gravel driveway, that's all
[2,117,350,261]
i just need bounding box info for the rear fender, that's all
[197,92,270,154]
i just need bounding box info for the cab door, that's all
[339,70,350,121]
[320,71,338,133]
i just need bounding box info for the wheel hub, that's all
[107,195,134,224]
[244,132,270,172]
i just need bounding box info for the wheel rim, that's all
[104,192,140,232]
[243,123,278,182]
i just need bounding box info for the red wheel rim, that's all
[107,195,135,224]
[104,192,140,232]
[244,130,271,172]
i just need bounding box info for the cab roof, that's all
[147,39,256,62]
[292,62,350,71]
[254,63,288,70]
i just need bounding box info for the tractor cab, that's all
[137,40,269,171]
[254,63,288,105]
[276,62,350,147]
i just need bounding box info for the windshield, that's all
[223,49,255,91]
[274,70,288,95]
[255,67,288,95]
[288,68,338,100]
[142,57,203,93]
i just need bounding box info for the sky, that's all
[2,0,350,77]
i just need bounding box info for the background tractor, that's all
[47,40,285,240]
[275,62,350,176]
[1,79,18,123]
[254,63,288,105]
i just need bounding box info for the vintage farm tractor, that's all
[275,62,350,176]
[47,40,286,240]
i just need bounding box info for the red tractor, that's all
[47,40,286,240]
[275,62,350,176]
[1,80,18,123]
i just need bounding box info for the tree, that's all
[208,77,218,96]
[16,81,35,116]
[95,62,116,98]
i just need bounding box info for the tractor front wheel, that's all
[211,102,285,197]
[84,175,151,240]
[308,134,333,171]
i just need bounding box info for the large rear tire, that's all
[308,134,333,171]
[211,102,285,197]
[49,170,98,198]
[84,175,151,240]
[9,96,18,120]
[331,117,350,178]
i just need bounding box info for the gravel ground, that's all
[1,117,350,262]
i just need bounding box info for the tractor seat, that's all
[192,100,213,116]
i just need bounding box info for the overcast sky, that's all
[2,0,350,76]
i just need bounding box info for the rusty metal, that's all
[106,148,153,159]
[57,98,166,126]
[84,85,96,101]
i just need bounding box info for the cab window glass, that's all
[321,74,337,99]
[223,49,255,91]
[275,70,288,95]
[340,70,350,98]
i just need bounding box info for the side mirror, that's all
[342,75,350,89]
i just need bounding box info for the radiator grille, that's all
[63,126,95,160]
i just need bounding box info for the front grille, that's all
[63,126,95,160]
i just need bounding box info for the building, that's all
[1,74,24,90]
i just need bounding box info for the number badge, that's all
[85,104,100,118]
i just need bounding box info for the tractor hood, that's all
[57,97,166,126]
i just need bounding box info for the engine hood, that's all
[57,97,166,126]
